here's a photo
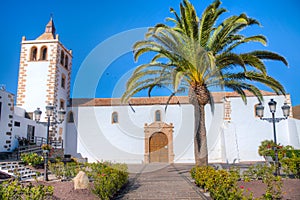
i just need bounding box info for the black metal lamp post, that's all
[34,104,66,181]
[255,99,290,176]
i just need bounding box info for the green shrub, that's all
[258,140,277,157]
[0,179,53,200]
[191,166,252,200]
[191,164,284,200]
[49,160,128,199]
[88,162,128,200]
[258,140,289,160]
[281,156,300,178]
[48,161,81,179]
[21,153,44,167]
[285,149,300,158]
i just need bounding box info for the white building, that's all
[1,18,300,164]
[0,87,46,153]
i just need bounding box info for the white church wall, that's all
[76,106,143,163]
[65,107,80,156]
[287,119,300,148]
[205,103,225,163]
[68,104,196,163]
[167,105,194,163]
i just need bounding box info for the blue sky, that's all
[0,0,299,105]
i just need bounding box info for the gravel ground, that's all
[39,178,300,200]
[237,179,300,200]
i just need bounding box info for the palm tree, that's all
[121,0,288,166]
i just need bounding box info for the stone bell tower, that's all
[16,17,72,141]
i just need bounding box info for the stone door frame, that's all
[144,121,174,163]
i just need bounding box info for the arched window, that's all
[30,47,37,61]
[60,51,64,65]
[61,73,66,89]
[60,99,65,110]
[155,110,161,121]
[64,55,69,69]
[40,46,47,60]
[112,112,118,124]
[67,111,74,123]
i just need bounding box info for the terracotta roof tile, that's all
[70,90,277,107]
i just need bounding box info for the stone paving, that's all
[115,163,209,200]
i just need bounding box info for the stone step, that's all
[0,161,44,181]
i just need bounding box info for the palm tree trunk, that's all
[198,104,208,166]
[189,85,209,166]
[192,102,208,166]
[192,95,201,165]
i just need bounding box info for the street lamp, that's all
[255,99,290,176]
[34,104,66,181]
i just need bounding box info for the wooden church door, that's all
[149,132,168,162]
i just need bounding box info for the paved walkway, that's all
[115,163,209,200]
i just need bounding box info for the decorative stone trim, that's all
[144,121,174,163]
[224,98,231,121]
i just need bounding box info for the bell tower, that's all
[16,17,72,141]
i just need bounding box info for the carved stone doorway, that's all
[144,121,174,163]
[149,132,168,162]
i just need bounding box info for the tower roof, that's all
[36,17,56,40]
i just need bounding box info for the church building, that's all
[1,18,300,164]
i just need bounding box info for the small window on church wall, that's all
[60,51,64,65]
[60,99,65,110]
[61,74,66,89]
[40,46,47,60]
[67,111,74,123]
[64,56,69,69]
[155,110,161,121]
[112,112,118,124]
[30,47,37,61]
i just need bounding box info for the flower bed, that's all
[191,166,253,199]
[0,158,128,200]
[0,179,53,199]
[191,164,284,199]
[49,160,128,199]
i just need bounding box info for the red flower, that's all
[240,186,244,189]
[101,173,106,177]
[247,188,251,191]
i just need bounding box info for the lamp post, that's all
[34,104,66,181]
[255,99,290,176]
